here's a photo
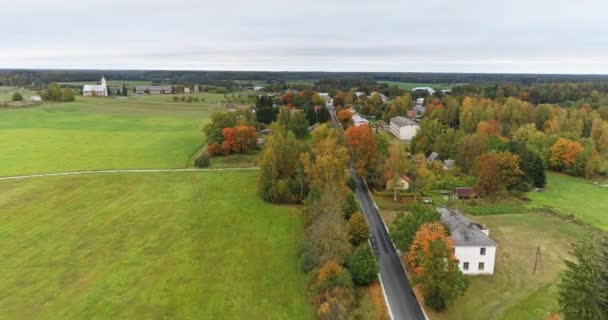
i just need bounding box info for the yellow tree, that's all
[384,143,407,200]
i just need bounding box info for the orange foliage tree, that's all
[549,138,583,170]
[309,260,354,320]
[345,124,382,184]
[337,109,353,127]
[406,222,468,311]
[475,151,523,197]
[214,125,259,156]
[476,119,503,136]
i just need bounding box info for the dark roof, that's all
[135,85,172,91]
[454,187,475,197]
[438,207,496,247]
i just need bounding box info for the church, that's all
[83,76,108,96]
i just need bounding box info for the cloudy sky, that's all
[1,0,607,73]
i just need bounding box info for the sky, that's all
[1,0,608,73]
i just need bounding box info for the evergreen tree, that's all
[348,244,378,286]
[559,234,608,320]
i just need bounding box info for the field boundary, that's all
[0,167,260,181]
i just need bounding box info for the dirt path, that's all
[0,167,260,181]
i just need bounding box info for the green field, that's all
[0,95,228,176]
[527,173,608,229]
[0,86,38,102]
[0,170,312,319]
[428,213,590,320]
[378,81,461,91]
[58,80,153,87]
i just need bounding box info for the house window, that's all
[463,262,469,271]
[478,262,485,271]
[480,247,486,256]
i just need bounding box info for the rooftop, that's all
[438,207,495,247]
[390,116,418,127]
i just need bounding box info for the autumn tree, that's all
[476,119,503,137]
[410,118,445,155]
[406,222,469,311]
[456,133,490,174]
[404,153,435,197]
[549,138,584,171]
[558,234,608,320]
[591,118,608,156]
[384,143,407,200]
[345,124,383,186]
[302,125,350,199]
[333,92,346,108]
[348,213,369,246]
[475,151,523,198]
[390,204,440,252]
[258,122,304,204]
[337,109,353,127]
[348,244,379,286]
[310,260,355,320]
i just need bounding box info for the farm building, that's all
[135,85,172,94]
[454,187,476,199]
[438,207,496,275]
[83,76,108,97]
[411,87,435,95]
[389,116,420,141]
[30,95,42,102]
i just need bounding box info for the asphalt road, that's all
[328,105,426,320]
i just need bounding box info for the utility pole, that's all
[532,246,543,274]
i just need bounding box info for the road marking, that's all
[377,272,395,320]
[0,167,260,181]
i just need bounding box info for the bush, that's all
[194,150,210,167]
[342,193,359,219]
[61,88,75,102]
[11,92,23,101]
[347,176,357,191]
[348,244,378,286]
[348,213,369,245]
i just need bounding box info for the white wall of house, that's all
[454,246,496,275]
[389,123,419,141]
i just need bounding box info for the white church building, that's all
[83,76,108,97]
[438,207,496,275]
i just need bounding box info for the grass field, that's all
[378,81,462,91]
[0,170,313,319]
[58,80,153,87]
[0,86,38,102]
[527,173,608,230]
[426,212,590,320]
[0,94,228,176]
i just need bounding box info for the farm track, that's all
[0,167,260,181]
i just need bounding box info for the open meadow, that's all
[0,94,229,176]
[0,170,313,319]
[426,213,590,320]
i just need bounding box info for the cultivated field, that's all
[0,170,313,319]
[0,94,228,176]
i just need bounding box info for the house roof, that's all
[427,152,439,161]
[438,207,496,247]
[352,114,369,125]
[390,116,419,127]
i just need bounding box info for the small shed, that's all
[454,187,476,199]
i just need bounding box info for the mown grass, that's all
[527,173,608,230]
[0,95,227,176]
[0,170,313,320]
[426,212,591,320]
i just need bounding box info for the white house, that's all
[135,85,172,94]
[389,116,420,141]
[352,114,369,127]
[83,76,108,97]
[438,207,496,275]
[411,87,435,95]
[30,95,42,102]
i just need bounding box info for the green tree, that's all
[559,234,608,320]
[411,118,445,155]
[122,83,128,96]
[348,213,369,246]
[384,143,407,200]
[258,122,304,204]
[348,244,379,286]
[11,92,23,101]
[341,193,359,219]
[390,204,440,252]
[406,223,469,311]
[61,88,75,102]
[41,83,63,101]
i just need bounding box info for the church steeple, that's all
[101,75,107,87]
